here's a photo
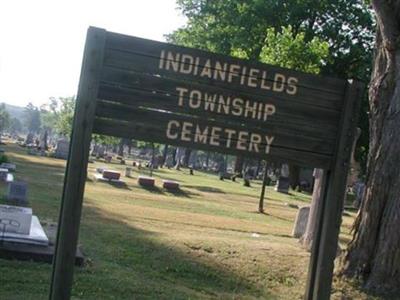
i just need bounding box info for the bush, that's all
[0,154,9,164]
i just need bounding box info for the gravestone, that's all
[1,163,16,172]
[96,166,106,174]
[275,164,290,193]
[0,205,32,235]
[105,155,112,163]
[275,177,290,193]
[292,206,310,238]
[125,167,132,177]
[55,139,70,160]
[6,181,28,206]
[102,170,121,181]
[243,169,251,187]
[0,168,9,181]
[138,176,155,187]
[163,180,179,190]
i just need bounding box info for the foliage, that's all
[24,103,41,134]
[92,134,120,146]
[41,97,76,137]
[0,103,10,132]
[0,154,9,164]
[167,0,374,172]
[168,0,374,77]
[54,97,75,137]
[259,26,329,74]
[9,117,23,134]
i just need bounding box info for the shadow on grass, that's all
[165,188,200,198]
[78,204,271,299]
[184,185,226,194]
[138,184,165,194]
[255,211,294,223]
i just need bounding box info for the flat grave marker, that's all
[1,163,16,172]
[162,180,180,190]
[0,205,32,235]
[138,176,155,187]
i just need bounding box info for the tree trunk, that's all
[234,155,244,175]
[171,147,177,166]
[182,148,191,167]
[161,144,168,165]
[289,164,300,190]
[43,130,48,150]
[340,1,400,294]
[118,139,124,157]
[127,139,133,155]
[205,151,210,169]
[300,168,323,251]
[255,159,262,178]
[258,162,269,213]
[174,147,185,170]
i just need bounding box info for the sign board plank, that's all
[102,52,344,110]
[95,96,338,142]
[104,32,346,97]
[99,67,342,125]
[94,101,336,156]
[93,117,332,169]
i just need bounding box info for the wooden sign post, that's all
[50,27,362,300]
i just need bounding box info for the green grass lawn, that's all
[0,142,373,299]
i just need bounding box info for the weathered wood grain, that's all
[93,117,333,169]
[50,27,106,300]
[95,100,336,155]
[104,31,346,96]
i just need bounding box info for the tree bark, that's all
[258,162,269,213]
[174,147,185,170]
[289,164,300,190]
[234,155,244,175]
[340,1,400,294]
[117,139,124,157]
[161,144,168,165]
[182,148,191,167]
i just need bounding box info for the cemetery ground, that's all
[0,142,377,300]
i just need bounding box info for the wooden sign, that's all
[91,31,346,169]
[50,27,363,300]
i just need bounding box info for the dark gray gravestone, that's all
[55,139,70,160]
[0,168,8,181]
[275,177,290,193]
[6,181,28,206]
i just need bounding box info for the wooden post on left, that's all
[49,27,106,300]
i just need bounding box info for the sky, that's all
[0,0,187,108]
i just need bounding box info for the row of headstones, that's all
[94,167,180,191]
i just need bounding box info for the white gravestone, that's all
[0,205,32,235]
